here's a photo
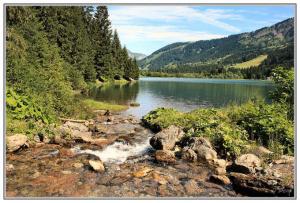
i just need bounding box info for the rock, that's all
[61,170,72,175]
[52,135,67,145]
[35,143,45,148]
[155,150,176,163]
[253,146,273,158]
[73,163,84,168]
[33,135,41,143]
[89,160,105,172]
[274,155,294,164]
[6,134,28,152]
[63,121,89,132]
[107,116,114,122]
[92,137,117,148]
[6,164,14,172]
[133,167,153,178]
[152,172,168,185]
[181,147,197,162]
[210,175,231,185]
[184,179,202,196]
[58,126,72,137]
[229,172,294,197]
[232,154,261,174]
[150,125,184,150]
[43,136,51,144]
[181,137,212,150]
[96,123,137,134]
[72,131,93,142]
[196,145,217,162]
[209,159,227,168]
[214,167,227,175]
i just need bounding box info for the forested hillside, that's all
[6,6,139,122]
[140,18,294,79]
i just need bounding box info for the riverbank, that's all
[139,71,273,80]
[6,109,294,197]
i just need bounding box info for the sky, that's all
[107,5,295,55]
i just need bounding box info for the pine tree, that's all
[112,30,123,77]
[93,6,114,80]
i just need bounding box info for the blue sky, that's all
[107,5,295,55]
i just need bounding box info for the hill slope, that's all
[139,18,294,73]
[127,50,147,60]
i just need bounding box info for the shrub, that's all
[229,101,294,155]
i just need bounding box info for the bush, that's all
[143,107,248,158]
[229,101,294,155]
[143,101,294,158]
[6,88,52,124]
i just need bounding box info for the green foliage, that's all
[143,101,294,158]
[143,107,248,158]
[271,67,294,119]
[229,101,294,155]
[6,6,139,126]
[6,88,52,124]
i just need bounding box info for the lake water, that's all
[89,77,274,118]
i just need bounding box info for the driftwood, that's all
[58,117,87,123]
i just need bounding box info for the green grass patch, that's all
[233,55,268,69]
[82,99,128,112]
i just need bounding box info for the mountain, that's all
[127,50,147,60]
[139,18,294,72]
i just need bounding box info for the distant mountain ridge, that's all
[127,50,147,60]
[139,18,294,71]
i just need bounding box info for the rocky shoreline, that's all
[5,111,294,197]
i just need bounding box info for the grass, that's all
[82,99,128,112]
[233,55,268,69]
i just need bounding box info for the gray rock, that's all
[181,137,212,150]
[232,154,261,174]
[6,134,28,152]
[63,121,89,132]
[150,125,184,150]
[195,145,217,162]
[181,147,197,162]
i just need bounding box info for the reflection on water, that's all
[89,77,274,118]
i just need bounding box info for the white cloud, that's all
[109,6,241,33]
[113,25,226,44]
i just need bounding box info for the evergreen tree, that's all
[112,30,123,77]
[93,6,114,79]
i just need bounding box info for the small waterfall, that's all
[72,137,152,164]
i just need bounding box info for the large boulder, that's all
[181,147,197,162]
[6,134,28,152]
[63,121,89,132]
[150,125,184,150]
[180,137,212,150]
[231,154,261,174]
[210,175,231,185]
[155,150,176,163]
[209,158,227,175]
[195,145,217,162]
[230,172,294,197]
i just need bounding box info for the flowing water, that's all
[89,77,274,118]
